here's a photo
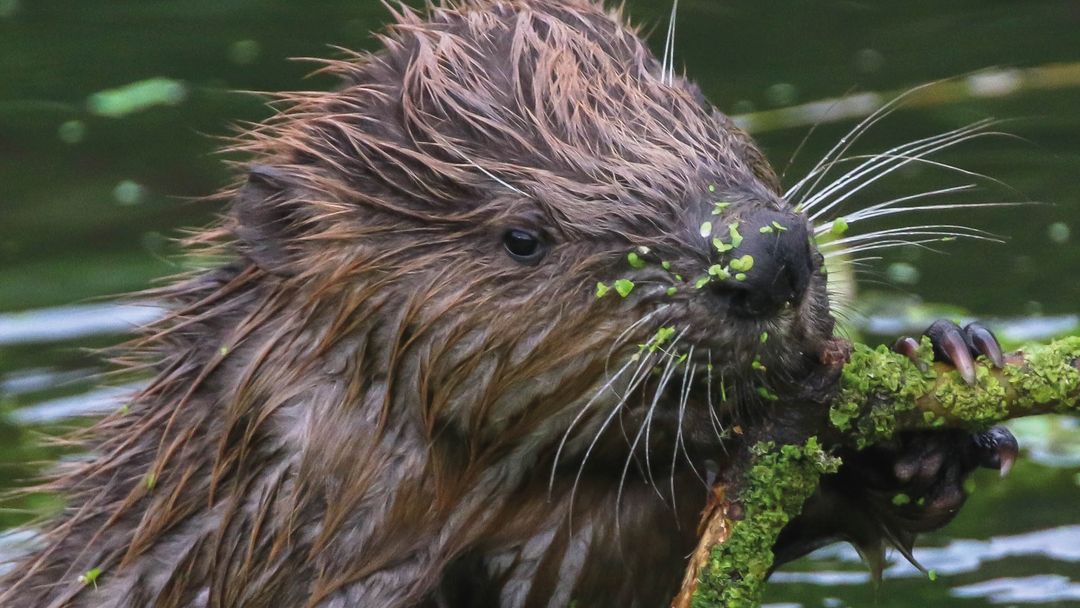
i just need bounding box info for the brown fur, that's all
[1,1,835,606]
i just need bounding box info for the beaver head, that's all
[224,0,834,454]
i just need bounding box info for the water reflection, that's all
[771,526,1080,604]
[0,303,163,346]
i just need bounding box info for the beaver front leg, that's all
[773,320,1019,571]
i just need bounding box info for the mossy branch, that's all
[676,336,1080,608]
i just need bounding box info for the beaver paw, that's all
[772,320,1019,573]
[893,319,1005,385]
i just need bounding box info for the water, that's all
[2,1,1079,605]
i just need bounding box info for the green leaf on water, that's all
[595,282,610,298]
[831,217,849,236]
[87,77,187,118]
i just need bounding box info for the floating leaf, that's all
[87,77,187,118]
[772,220,788,232]
[831,217,849,236]
[713,237,733,253]
[661,260,672,270]
[760,332,769,344]
[759,225,774,234]
[595,282,610,298]
[666,286,678,296]
[614,279,635,297]
[627,251,646,269]
[694,276,711,289]
[735,273,747,281]
[699,221,713,238]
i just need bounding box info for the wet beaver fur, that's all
[2,1,1017,606]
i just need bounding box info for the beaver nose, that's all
[719,209,815,318]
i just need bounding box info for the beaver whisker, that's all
[788,77,968,204]
[842,201,1024,226]
[816,184,977,226]
[798,120,995,216]
[801,119,997,216]
[550,344,653,494]
[661,0,681,86]
[802,126,1008,225]
[568,347,661,530]
[672,355,705,509]
[670,357,693,522]
[824,238,964,258]
[452,150,533,198]
[603,308,665,375]
[616,330,687,523]
[704,350,730,451]
[640,336,687,500]
[805,147,1019,222]
[819,224,1000,250]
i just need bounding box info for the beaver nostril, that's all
[718,209,814,319]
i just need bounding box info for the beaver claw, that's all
[894,320,1005,385]
[972,425,1020,478]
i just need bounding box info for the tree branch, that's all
[676,336,1080,607]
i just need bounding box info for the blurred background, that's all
[1,1,1079,605]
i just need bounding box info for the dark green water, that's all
[1,1,1079,605]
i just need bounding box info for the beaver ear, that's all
[233,165,302,275]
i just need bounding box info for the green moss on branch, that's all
[831,336,1080,447]
[689,439,839,608]
[684,336,1080,608]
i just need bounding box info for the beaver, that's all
[2,1,1018,606]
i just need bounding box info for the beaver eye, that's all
[503,229,545,264]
